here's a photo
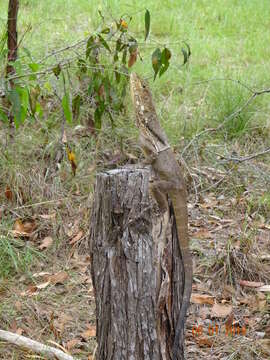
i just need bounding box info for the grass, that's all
[0,1,270,359]
[1,0,270,144]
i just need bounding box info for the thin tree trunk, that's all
[6,0,19,126]
[89,166,185,360]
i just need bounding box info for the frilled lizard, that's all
[130,72,192,359]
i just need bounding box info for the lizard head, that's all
[130,72,156,123]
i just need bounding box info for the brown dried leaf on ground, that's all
[39,236,53,250]
[69,230,84,245]
[49,271,69,285]
[191,293,215,306]
[81,325,96,340]
[39,212,56,220]
[196,337,214,348]
[211,303,232,318]
[12,218,37,237]
[66,338,81,351]
[239,280,264,288]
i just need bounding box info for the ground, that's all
[0,0,270,359]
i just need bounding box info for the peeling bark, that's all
[89,166,185,360]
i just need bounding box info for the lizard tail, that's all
[172,247,193,359]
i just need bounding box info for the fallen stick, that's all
[0,329,75,360]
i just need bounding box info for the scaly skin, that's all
[130,72,192,359]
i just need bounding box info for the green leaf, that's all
[36,102,43,118]
[98,34,111,53]
[16,86,29,110]
[113,52,119,62]
[28,63,39,72]
[22,47,32,59]
[159,62,169,77]
[62,93,72,123]
[77,58,87,73]
[159,47,171,77]
[8,88,21,128]
[161,47,172,63]
[116,38,122,52]
[181,48,188,65]
[101,27,110,34]
[182,42,191,65]
[86,35,95,58]
[98,10,104,21]
[94,102,105,130]
[183,41,191,57]
[72,94,81,121]
[122,48,127,65]
[152,48,162,80]
[144,9,150,41]
[53,64,61,78]
[0,108,8,123]
[13,60,23,76]
[114,67,121,83]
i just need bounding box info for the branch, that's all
[0,329,76,360]
[216,147,270,163]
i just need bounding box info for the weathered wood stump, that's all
[89,166,185,360]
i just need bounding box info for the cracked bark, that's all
[89,166,185,360]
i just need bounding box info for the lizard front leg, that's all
[148,178,169,213]
[139,133,158,165]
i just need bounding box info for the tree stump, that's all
[89,166,185,360]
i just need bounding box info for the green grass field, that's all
[0,1,270,359]
[1,0,270,142]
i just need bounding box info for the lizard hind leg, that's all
[149,179,168,213]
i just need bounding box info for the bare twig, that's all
[216,147,270,163]
[0,329,76,360]
[182,86,270,156]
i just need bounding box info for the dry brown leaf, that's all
[12,219,36,237]
[5,186,13,201]
[39,236,53,250]
[14,301,22,311]
[33,271,51,278]
[239,280,264,288]
[192,229,212,239]
[128,49,138,68]
[69,230,84,245]
[49,271,69,285]
[249,293,267,311]
[81,325,96,340]
[211,303,232,318]
[66,338,81,350]
[36,281,51,289]
[40,213,56,220]
[20,273,67,296]
[199,198,218,209]
[191,293,214,305]
[199,307,211,319]
[196,337,213,347]
[21,285,39,296]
